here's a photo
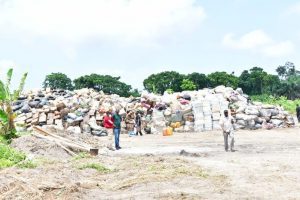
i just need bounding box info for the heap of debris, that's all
[14,86,295,134]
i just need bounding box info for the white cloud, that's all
[222,30,294,57]
[261,41,294,57]
[222,30,272,49]
[0,0,206,44]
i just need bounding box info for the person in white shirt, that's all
[219,110,235,152]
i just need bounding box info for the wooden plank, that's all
[33,126,91,150]
[31,132,77,156]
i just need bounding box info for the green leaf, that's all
[6,68,13,87]
[0,110,8,124]
[0,81,6,101]
[13,72,28,100]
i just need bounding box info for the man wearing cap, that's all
[219,110,235,152]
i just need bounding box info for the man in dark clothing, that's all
[135,112,143,136]
[296,104,300,123]
[112,110,122,150]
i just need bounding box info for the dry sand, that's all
[1,127,300,199]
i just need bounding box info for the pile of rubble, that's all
[13,86,295,134]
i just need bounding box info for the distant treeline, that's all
[43,62,300,100]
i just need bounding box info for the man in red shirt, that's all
[103,111,114,150]
[103,112,114,129]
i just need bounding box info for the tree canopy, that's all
[207,71,239,88]
[186,72,207,90]
[143,71,185,94]
[43,61,300,100]
[43,73,73,90]
[73,74,132,97]
[180,79,196,91]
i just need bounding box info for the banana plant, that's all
[0,68,27,138]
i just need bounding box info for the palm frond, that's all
[6,68,13,87]
[13,72,28,100]
[0,80,7,101]
[0,110,8,124]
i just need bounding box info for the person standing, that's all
[112,109,122,150]
[125,110,135,135]
[219,110,235,152]
[296,104,300,123]
[103,111,114,150]
[135,112,143,136]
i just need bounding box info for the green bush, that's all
[0,143,26,169]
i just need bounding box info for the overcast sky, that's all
[0,0,300,90]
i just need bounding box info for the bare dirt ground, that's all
[1,127,300,200]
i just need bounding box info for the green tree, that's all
[73,74,132,97]
[0,69,27,139]
[129,89,140,97]
[180,79,196,91]
[186,72,208,90]
[263,74,280,95]
[238,70,252,94]
[207,71,239,88]
[276,75,300,100]
[238,67,280,95]
[276,62,299,80]
[249,67,268,95]
[143,71,185,94]
[43,73,73,90]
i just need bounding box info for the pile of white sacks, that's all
[145,85,294,133]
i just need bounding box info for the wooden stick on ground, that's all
[31,132,90,152]
[32,126,98,155]
[33,126,91,149]
[56,142,78,156]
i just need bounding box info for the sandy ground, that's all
[1,127,300,199]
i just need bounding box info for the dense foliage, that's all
[238,67,280,95]
[207,71,239,88]
[43,61,300,100]
[180,79,196,91]
[43,72,73,90]
[142,62,300,100]
[73,74,132,97]
[0,69,27,139]
[143,71,185,94]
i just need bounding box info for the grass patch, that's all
[73,152,91,160]
[114,156,209,190]
[78,163,111,173]
[16,160,38,169]
[0,135,8,145]
[0,143,26,169]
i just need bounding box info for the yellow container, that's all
[163,127,173,136]
[170,122,181,129]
